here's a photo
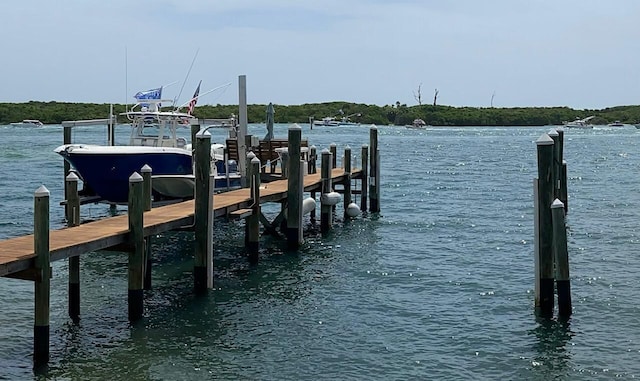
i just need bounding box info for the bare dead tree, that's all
[491,91,496,108]
[433,88,439,106]
[413,83,423,105]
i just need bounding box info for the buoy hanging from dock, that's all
[302,197,316,215]
[320,191,341,206]
[346,202,361,218]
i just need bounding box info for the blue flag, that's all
[134,87,162,100]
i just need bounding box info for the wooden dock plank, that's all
[0,168,361,277]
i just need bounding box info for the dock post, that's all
[245,152,256,245]
[191,124,200,149]
[551,199,572,318]
[238,75,248,187]
[141,165,152,290]
[127,172,145,322]
[309,145,317,174]
[361,144,369,212]
[330,143,337,169]
[63,125,72,218]
[535,133,555,317]
[343,145,352,218]
[560,161,568,214]
[247,157,261,260]
[547,128,559,199]
[65,173,81,322]
[320,149,333,233]
[369,127,380,213]
[33,185,51,365]
[287,124,304,248]
[194,129,214,292]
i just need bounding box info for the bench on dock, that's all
[226,138,309,173]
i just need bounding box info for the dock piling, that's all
[320,149,333,233]
[65,173,81,322]
[127,173,145,322]
[194,129,214,292]
[34,185,51,365]
[330,143,337,169]
[551,199,572,318]
[361,144,369,212]
[343,145,353,219]
[286,125,304,248]
[535,133,555,317]
[141,165,153,290]
[248,157,261,259]
[369,127,380,213]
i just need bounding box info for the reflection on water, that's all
[530,317,574,378]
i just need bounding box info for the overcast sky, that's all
[2,0,639,109]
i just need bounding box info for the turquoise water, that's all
[1,123,640,379]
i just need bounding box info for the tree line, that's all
[2,100,639,126]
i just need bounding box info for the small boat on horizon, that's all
[607,120,625,127]
[406,118,429,129]
[10,119,43,127]
[563,116,595,129]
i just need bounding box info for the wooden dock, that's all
[0,168,359,278]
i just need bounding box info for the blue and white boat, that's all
[55,96,240,204]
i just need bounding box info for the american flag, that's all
[187,80,201,115]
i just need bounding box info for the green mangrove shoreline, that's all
[2,101,639,126]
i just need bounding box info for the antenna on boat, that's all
[174,48,200,108]
[125,46,128,113]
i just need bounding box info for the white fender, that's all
[346,202,361,218]
[320,191,341,206]
[302,197,316,215]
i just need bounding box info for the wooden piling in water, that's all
[65,173,80,322]
[194,130,213,292]
[33,185,50,365]
[369,127,380,213]
[309,145,317,222]
[330,143,337,169]
[551,198,572,318]
[547,129,559,199]
[361,144,369,212]
[320,149,333,233]
[247,157,261,260]
[127,173,145,322]
[343,145,352,219]
[535,133,555,317]
[141,165,152,290]
[287,125,304,248]
[560,161,568,214]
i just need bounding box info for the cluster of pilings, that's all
[25,123,382,366]
[534,127,572,319]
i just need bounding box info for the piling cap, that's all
[321,148,331,154]
[196,129,211,138]
[536,134,554,146]
[247,151,256,159]
[330,142,336,147]
[556,127,564,133]
[370,124,377,129]
[551,199,565,208]
[34,185,50,197]
[547,129,559,137]
[129,172,143,182]
[141,164,152,173]
[65,172,79,182]
[345,144,351,150]
[289,123,302,131]
[251,156,261,164]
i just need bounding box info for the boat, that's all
[406,119,428,129]
[10,119,43,127]
[608,121,624,127]
[562,116,595,129]
[54,96,241,204]
[313,117,341,127]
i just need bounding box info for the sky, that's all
[2,0,640,109]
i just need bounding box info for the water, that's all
[1,123,640,379]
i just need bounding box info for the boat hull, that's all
[55,145,193,204]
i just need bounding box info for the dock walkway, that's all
[0,168,359,278]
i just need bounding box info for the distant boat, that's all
[406,119,428,129]
[608,121,624,127]
[313,117,341,127]
[312,112,361,127]
[10,119,43,127]
[562,116,595,129]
